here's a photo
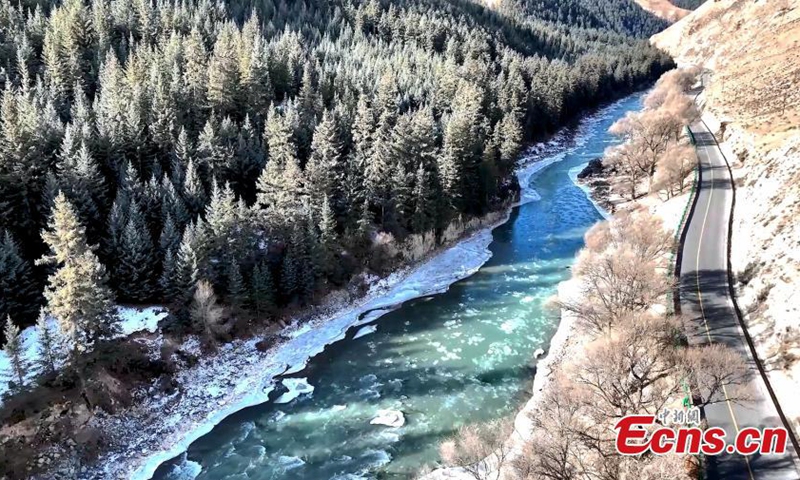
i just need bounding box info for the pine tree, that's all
[35,309,61,375]
[38,193,119,354]
[2,316,25,387]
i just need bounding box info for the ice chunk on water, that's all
[353,324,377,339]
[370,409,405,428]
[274,378,314,404]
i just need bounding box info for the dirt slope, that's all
[652,0,800,437]
[633,0,690,22]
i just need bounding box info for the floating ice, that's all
[370,409,405,428]
[353,324,377,339]
[274,378,314,404]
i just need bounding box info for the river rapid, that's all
[152,91,646,480]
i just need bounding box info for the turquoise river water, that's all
[153,91,646,480]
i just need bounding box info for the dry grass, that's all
[652,0,800,150]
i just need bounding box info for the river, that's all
[153,91,645,480]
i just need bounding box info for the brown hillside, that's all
[652,0,800,149]
[633,0,690,22]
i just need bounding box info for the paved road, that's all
[679,120,800,480]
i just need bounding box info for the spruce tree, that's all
[159,213,181,256]
[250,261,275,318]
[2,316,25,387]
[0,230,40,323]
[225,260,246,311]
[183,158,207,218]
[116,200,157,302]
[35,309,61,375]
[306,111,344,214]
[172,225,201,314]
[159,248,178,303]
[207,24,239,117]
[102,191,128,271]
[412,163,438,234]
[38,193,119,354]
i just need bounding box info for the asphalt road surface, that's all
[679,120,800,480]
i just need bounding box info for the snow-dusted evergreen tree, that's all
[306,111,344,215]
[250,261,275,318]
[38,193,119,355]
[2,316,25,387]
[116,200,157,302]
[0,230,39,323]
[35,309,61,375]
[225,260,246,311]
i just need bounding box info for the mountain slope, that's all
[652,0,800,439]
[633,0,690,22]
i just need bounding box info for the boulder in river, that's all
[370,409,405,428]
[577,158,604,179]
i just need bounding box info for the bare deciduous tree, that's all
[584,211,674,263]
[563,250,673,335]
[654,143,696,199]
[573,314,684,419]
[610,110,681,190]
[439,419,515,480]
[681,343,752,407]
[515,378,588,480]
[191,280,230,344]
[605,141,649,200]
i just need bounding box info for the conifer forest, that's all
[0,0,677,474]
[0,0,672,343]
